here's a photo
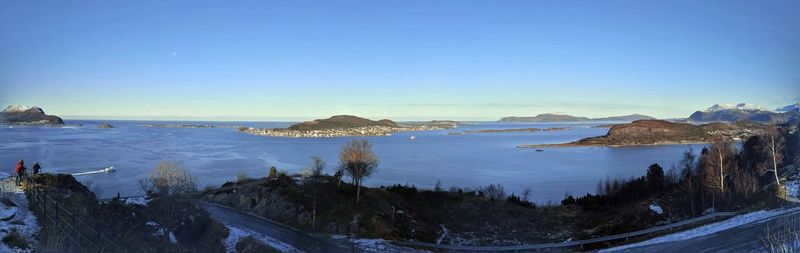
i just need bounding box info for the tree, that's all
[646,164,665,193]
[139,161,197,196]
[310,156,325,177]
[339,139,379,204]
[760,126,785,192]
[434,179,443,192]
[268,166,278,179]
[522,187,533,202]
[703,138,736,207]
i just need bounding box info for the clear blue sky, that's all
[1,0,798,121]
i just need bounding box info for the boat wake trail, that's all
[71,166,115,176]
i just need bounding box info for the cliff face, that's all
[288,115,398,131]
[0,105,64,125]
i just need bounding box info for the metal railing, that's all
[391,211,738,251]
[22,174,124,253]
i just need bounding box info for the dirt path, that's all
[0,176,40,252]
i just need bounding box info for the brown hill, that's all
[288,115,399,131]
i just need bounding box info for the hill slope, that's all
[288,115,398,131]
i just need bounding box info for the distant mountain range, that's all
[687,102,799,124]
[498,113,655,123]
[0,105,63,125]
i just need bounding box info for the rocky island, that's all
[519,119,768,148]
[499,113,655,123]
[240,115,457,137]
[0,105,64,126]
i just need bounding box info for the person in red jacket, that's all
[15,160,25,186]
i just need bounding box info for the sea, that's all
[0,120,703,203]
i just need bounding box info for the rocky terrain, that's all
[0,105,63,125]
[499,113,654,123]
[241,115,456,137]
[519,120,768,148]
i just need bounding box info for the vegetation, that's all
[139,161,197,196]
[338,139,379,204]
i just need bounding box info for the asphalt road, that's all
[607,210,800,253]
[198,201,361,253]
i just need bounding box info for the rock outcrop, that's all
[0,105,64,125]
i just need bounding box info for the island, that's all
[0,105,64,126]
[498,113,655,123]
[464,127,570,133]
[519,119,767,148]
[240,115,457,137]
[143,124,215,128]
[97,123,114,128]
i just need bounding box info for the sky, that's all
[1,0,798,121]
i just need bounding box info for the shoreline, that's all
[517,140,711,148]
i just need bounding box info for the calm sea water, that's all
[0,120,702,203]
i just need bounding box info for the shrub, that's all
[268,166,278,179]
[2,228,29,250]
[139,161,197,196]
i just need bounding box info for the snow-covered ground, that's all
[223,223,301,253]
[0,178,40,253]
[602,206,800,252]
[649,204,664,215]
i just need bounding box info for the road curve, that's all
[605,209,800,253]
[197,201,361,253]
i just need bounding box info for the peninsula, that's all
[240,115,457,137]
[519,119,767,148]
[464,127,569,133]
[499,113,655,123]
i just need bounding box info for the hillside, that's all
[593,114,656,122]
[287,115,399,131]
[520,120,767,147]
[0,105,63,125]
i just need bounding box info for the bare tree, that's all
[522,187,533,202]
[139,161,197,196]
[760,126,785,192]
[311,156,326,177]
[434,179,443,192]
[339,139,379,204]
[703,138,736,207]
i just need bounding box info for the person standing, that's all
[32,162,41,175]
[15,160,25,186]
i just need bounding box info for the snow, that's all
[602,207,800,252]
[223,223,300,253]
[0,178,40,253]
[168,232,178,244]
[123,196,149,206]
[776,102,800,113]
[786,181,800,198]
[351,238,430,253]
[649,204,664,215]
[435,224,449,244]
[2,105,34,113]
[705,103,769,112]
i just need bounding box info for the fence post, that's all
[55,200,59,227]
[97,231,102,253]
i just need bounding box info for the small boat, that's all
[102,166,115,173]
[409,136,416,141]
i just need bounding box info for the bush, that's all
[139,161,197,196]
[268,166,278,179]
[2,228,29,250]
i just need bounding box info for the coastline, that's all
[517,140,711,148]
[240,124,455,138]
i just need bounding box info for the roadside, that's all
[0,175,39,252]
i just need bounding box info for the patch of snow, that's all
[352,238,430,253]
[602,207,800,252]
[786,180,800,198]
[0,178,40,252]
[329,234,348,240]
[435,224,449,244]
[168,232,178,244]
[705,103,770,112]
[0,205,18,220]
[123,196,149,206]
[649,204,664,215]
[223,223,300,253]
[776,102,800,113]
[2,105,34,113]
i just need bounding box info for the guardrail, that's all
[23,174,124,253]
[391,211,737,251]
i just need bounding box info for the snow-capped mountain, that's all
[776,102,800,113]
[704,103,770,112]
[0,105,63,125]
